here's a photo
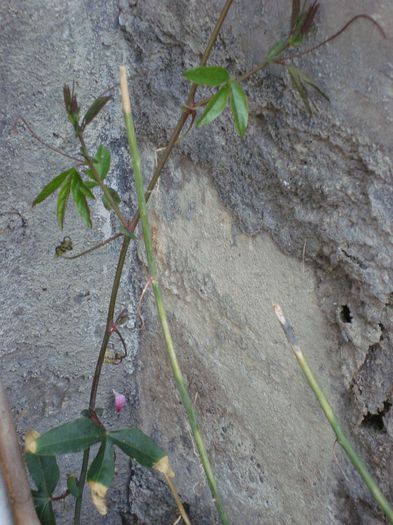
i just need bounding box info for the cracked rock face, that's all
[1,0,392,523]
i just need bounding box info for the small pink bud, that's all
[112,390,126,414]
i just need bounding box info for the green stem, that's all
[120,67,230,525]
[73,2,234,521]
[273,304,393,525]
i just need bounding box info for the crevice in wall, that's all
[361,401,392,432]
[340,304,352,324]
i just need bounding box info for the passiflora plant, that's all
[21,2,391,525]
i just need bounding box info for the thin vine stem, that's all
[16,117,83,164]
[281,14,385,64]
[61,231,123,259]
[73,2,234,522]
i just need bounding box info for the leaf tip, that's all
[154,455,174,478]
[88,481,108,515]
[25,430,40,454]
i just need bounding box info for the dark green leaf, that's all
[63,83,80,132]
[93,145,110,180]
[302,71,330,102]
[26,453,59,494]
[229,80,248,138]
[26,453,59,525]
[288,33,304,47]
[70,169,95,199]
[87,438,115,516]
[56,173,72,229]
[33,170,71,207]
[287,65,329,113]
[119,225,137,240]
[110,428,166,468]
[183,66,229,86]
[102,186,121,212]
[287,64,311,112]
[87,438,115,488]
[32,492,57,525]
[29,417,105,455]
[265,40,287,63]
[67,475,82,498]
[71,170,93,228]
[196,84,230,128]
[82,96,112,130]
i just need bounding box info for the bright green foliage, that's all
[184,66,249,137]
[101,186,121,212]
[56,172,72,229]
[32,143,113,229]
[81,96,112,131]
[287,64,329,113]
[87,438,115,488]
[183,66,229,86]
[92,145,110,180]
[31,417,105,455]
[229,80,248,138]
[71,169,93,228]
[110,428,166,468]
[32,170,70,206]
[197,85,230,127]
[26,453,59,525]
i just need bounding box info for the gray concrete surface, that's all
[1,0,392,524]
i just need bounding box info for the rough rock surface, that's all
[1,0,392,524]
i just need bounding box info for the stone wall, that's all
[1,1,392,523]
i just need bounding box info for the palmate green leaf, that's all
[110,428,166,468]
[70,169,95,200]
[26,453,59,525]
[83,180,98,191]
[183,66,229,86]
[32,169,71,206]
[71,169,93,228]
[56,173,72,229]
[93,145,110,180]
[229,80,248,138]
[81,96,112,130]
[101,186,121,212]
[196,84,230,128]
[27,417,105,456]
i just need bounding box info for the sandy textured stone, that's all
[1,0,392,523]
